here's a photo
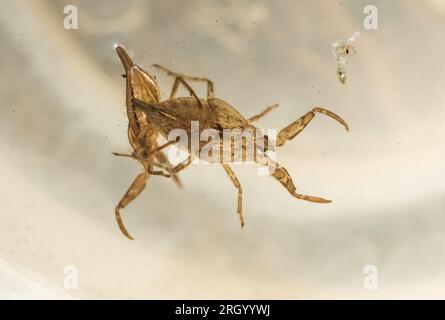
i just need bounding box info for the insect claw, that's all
[115,207,135,240]
[238,210,245,229]
[292,193,332,203]
[312,107,350,132]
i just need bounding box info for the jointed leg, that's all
[257,155,331,203]
[169,77,202,107]
[149,140,176,155]
[114,139,177,167]
[247,103,279,123]
[153,64,215,99]
[171,155,192,173]
[112,151,170,175]
[277,107,349,147]
[152,149,182,186]
[155,154,193,187]
[112,152,134,159]
[147,166,170,177]
[113,150,181,184]
[271,164,331,203]
[222,164,244,228]
[143,152,192,184]
[115,170,149,240]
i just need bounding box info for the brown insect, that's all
[113,45,186,240]
[122,59,350,239]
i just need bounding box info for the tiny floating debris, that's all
[332,31,359,84]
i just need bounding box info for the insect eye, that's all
[345,48,349,54]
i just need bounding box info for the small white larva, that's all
[332,31,360,84]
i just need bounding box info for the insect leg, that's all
[276,107,349,147]
[114,149,181,185]
[262,157,331,203]
[146,154,192,176]
[247,103,279,123]
[148,140,176,155]
[115,170,150,240]
[168,77,202,106]
[139,153,191,186]
[153,64,215,99]
[112,152,134,159]
[222,164,244,228]
[140,158,182,187]
[171,155,192,173]
[148,166,171,177]
[151,150,185,185]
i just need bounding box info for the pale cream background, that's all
[1,0,445,299]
